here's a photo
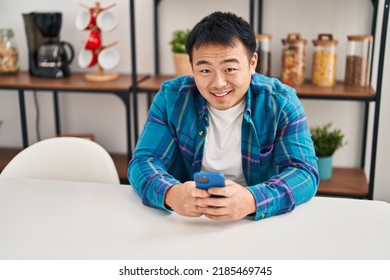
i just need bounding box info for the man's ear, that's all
[250,52,258,74]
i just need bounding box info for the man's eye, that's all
[200,69,211,74]
[226,68,236,72]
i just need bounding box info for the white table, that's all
[0,177,389,260]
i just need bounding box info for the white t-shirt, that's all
[201,99,247,187]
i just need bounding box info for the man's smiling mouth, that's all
[211,91,230,97]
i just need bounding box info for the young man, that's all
[128,11,319,221]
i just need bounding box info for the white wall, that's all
[0,0,389,202]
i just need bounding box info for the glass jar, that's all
[0,28,19,74]
[255,34,272,77]
[281,33,307,87]
[312,33,338,87]
[344,34,373,87]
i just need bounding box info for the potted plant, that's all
[169,29,192,76]
[310,123,346,180]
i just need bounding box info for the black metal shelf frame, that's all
[128,0,389,199]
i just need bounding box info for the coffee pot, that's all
[23,12,74,78]
[37,41,74,68]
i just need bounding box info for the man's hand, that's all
[165,181,210,217]
[195,180,256,221]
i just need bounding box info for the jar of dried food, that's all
[0,29,19,74]
[281,33,307,87]
[345,35,373,87]
[255,34,272,77]
[312,33,338,87]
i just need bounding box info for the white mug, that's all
[75,8,96,31]
[98,48,120,70]
[78,49,98,68]
[96,10,118,32]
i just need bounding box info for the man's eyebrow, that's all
[195,60,211,66]
[221,58,240,64]
[195,58,240,66]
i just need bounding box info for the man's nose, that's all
[212,72,227,88]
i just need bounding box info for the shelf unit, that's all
[128,0,389,199]
[255,0,389,200]
[0,72,148,183]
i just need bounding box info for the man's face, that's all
[191,40,257,110]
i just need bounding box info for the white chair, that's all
[0,137,120,184]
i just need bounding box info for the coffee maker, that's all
[23,12,74,78]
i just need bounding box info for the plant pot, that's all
[317,156,333,180]
[172,53,192,76]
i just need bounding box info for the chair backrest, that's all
[0,137,120,184]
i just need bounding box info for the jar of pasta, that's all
[345,35,373,87]
[281,33,306,87]
[312,34,338,87]
[255,34,272,77]
[0,29,19,74]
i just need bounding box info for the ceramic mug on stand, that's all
[78,49,98,68]
[84,30,102,50]
[98,47,120,70]
[96,10,118,32]
[75,8,96,30]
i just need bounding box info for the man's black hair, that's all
[185,11,256,62]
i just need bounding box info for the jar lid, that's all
[0,28,14,37]
[281,33,307,45]
[312,33,338,46]
[347,34,373,41]
[256,34,272,40]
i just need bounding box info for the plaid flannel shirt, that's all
[128,73,319,220]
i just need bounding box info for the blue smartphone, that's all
[194,172,225,190]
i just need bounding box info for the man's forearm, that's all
[247,163,318,220]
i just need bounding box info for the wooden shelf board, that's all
[137,75,176,91]
[0,147,21,172]
[317,167,368,198]
[136,76,376,100]
[110,153,129,182]
[0,72,149,92]
[296,81,375,100]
